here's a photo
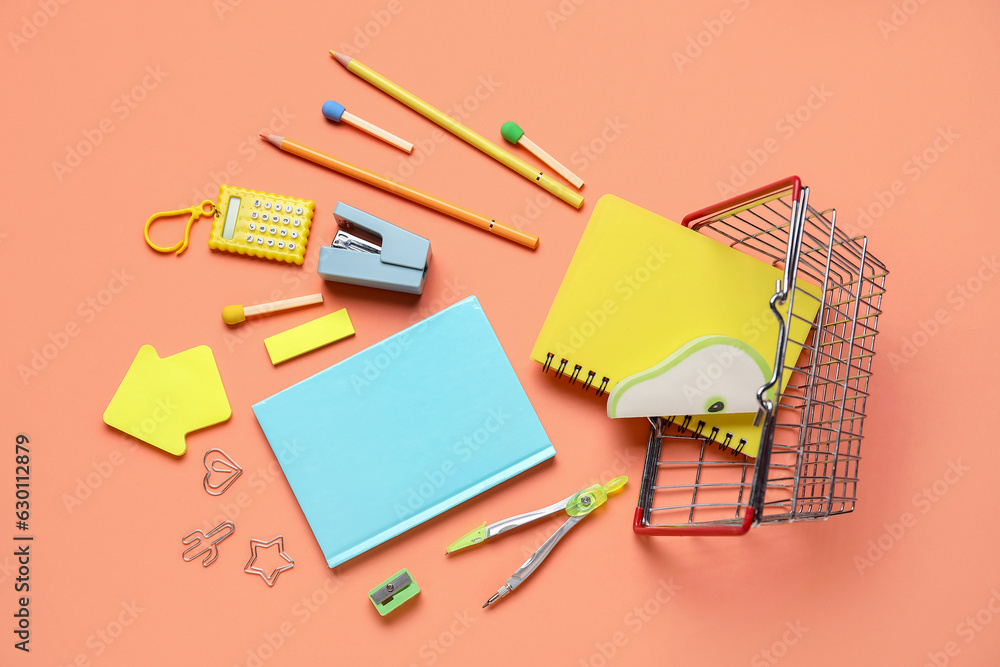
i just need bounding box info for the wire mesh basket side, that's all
[635,178,887,534]
[765,205,888,522]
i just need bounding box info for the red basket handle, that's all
[682,176,802,228]
[632,506,755,536]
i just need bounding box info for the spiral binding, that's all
[544,352,747,456]
[664,415,746,456]
[542,353,610,396]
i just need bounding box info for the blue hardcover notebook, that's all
[252,296,555,568]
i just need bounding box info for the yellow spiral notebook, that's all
[530,195,822,457]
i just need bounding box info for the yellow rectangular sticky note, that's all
[264,309,355,365]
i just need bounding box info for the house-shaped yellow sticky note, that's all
[103,345,231,456]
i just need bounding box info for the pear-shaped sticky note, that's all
[103,345,232,456]
[607,335,771,419]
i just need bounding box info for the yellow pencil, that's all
[330,51,584,210]
[259,134,539,249]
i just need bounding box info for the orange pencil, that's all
[259,134,538,249]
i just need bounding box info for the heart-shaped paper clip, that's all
[203,448,243,496]
[144,200,217,254]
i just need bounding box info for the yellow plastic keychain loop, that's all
[144,200,217,254]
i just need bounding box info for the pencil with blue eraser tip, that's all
[501,121,584,190]
[322,100,414,154]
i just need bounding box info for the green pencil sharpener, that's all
[369,569,420,616]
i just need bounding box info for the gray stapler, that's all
[318,203,431,294]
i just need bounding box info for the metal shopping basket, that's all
[633,176,888,535]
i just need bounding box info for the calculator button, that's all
[277,241,285,248]
[256,236,264,244]
[295,207,303,215]
[250,211,258,219]
[285,204,293,213]
[245,234,254,242]
[269,227,277,235]
[266,239,274,247]
[282,217,289,224]
[253,199,261,207]
[290,231,299,239]
[287,243,296,250]
[293,219,301,227]
[262,213,270,221]
[263,202,271,209]
[280,229,287,237]
[248,223,256,231]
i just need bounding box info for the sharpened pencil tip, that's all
[482,601,489,608]
[259,133,267,140]
[330,51,352,68]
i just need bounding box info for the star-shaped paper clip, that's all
[244,536,295,586]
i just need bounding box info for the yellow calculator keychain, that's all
[145,186,315,265]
